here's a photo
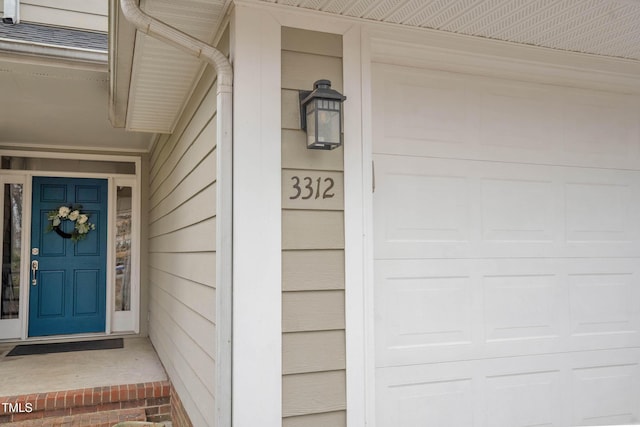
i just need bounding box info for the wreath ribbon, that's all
[53,225,73,239]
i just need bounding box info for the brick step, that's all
[2,407,146,427]
[0,381,171,425]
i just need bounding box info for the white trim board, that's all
[367,28,640,94]
[231,6,282,427]
[0,142,149,154]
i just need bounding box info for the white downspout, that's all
[3,0,19,24]
[118,1,233,426]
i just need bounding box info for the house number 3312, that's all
[289,176,335,200]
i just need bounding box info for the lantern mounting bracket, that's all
[298,89,313,131]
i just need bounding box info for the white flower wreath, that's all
[46,205,96,242]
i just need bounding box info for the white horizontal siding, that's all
[149,67,218,427]
[21,0,107,32]
[149,252,215,287]
[149,267,215,323]
[150,118,217,208]
[149,217,216,253]
[150,287,216,387]
[149,184,216,237]
[149,152,217,223]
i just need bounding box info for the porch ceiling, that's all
[0,59,152,152]
[113,0,640,134]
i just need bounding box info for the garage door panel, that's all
[485,369,564,427]
[478,82,563,155]
[570,349,640,426]
[564,93,640,164]
[373,64,640,170]
[480,176,556,243]
[376,361,478,427]
[376,168,473,244]
[564,172,637,244]
[373,66,476,151]
[377,350,640,427]
[375,259,640,367]
[377,377,475,427]
[374,155,640,259]
[483,273,564,344]
[568,271,640,349]
[374,260,481,367]
[572,363,639,426]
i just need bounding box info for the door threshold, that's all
[0,331,139,345]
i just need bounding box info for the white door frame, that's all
[0,149,142,342]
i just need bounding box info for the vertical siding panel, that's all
[149,64,219,427]
[281,28,346,426]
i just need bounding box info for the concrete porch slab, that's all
[0,338,167,396]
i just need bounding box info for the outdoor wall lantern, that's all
[299,80,347,150]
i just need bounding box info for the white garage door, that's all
[372,62,640,426]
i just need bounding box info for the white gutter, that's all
[118,1,233,426]
[0,38,108,65]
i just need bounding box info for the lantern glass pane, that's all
[306,107,316,146]
[317,109,340,144]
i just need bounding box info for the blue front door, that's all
[29,177,108,337]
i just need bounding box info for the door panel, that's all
[29,177,108,336]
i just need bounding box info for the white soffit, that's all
[122,0,640,133]
[267,0,640,60]
[126,0,227,133]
